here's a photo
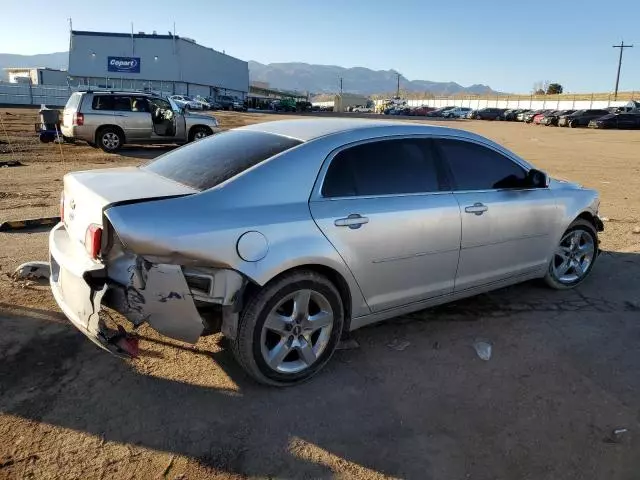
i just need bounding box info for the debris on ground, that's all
[632,226,640,234]
[0,160,23,167]
[604,428,629,444]
[600,216,610,222]
[473,340,493,361]
[12,261,50,281]
[387,339,411,351]
[337,337,360,350]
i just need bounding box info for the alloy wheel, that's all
[102,132,120,150]
[551,229,595,284]
[260,289,334,374]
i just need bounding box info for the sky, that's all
[1,0,638,94]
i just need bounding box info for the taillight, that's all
[73,112,84,126]
[85,224,103,259]
[60,192,64,221]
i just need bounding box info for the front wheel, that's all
[544,219,598,289]
[188,126,212,142]
[569,119,578,128]
[231,270,344,386]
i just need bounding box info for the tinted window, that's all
[92,95,114,110]
[322,139,442,198]
[143,130,301,191]
[113,96,132,111]
[437,139,527,191]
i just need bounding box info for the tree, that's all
[534,89,546,95]
[546,83,563,95]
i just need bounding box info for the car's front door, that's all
[434,138,558,292]
[310,138,461,312]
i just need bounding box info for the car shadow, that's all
[1,251,639,478]
[117,145,178,160]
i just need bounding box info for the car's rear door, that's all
[112,95,151,141]
[433,138,558,292]
[310,137,461,312]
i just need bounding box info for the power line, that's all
[613,41,633,100]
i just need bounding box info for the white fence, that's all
[314,95,634,110]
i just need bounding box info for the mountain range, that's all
[0,52,496,96]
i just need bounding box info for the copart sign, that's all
[107,57,141,73]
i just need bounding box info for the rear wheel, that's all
[231,270,344,386]
[569,119,578,128]
[544,219,598,289]
[97,127,123,153]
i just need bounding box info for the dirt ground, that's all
[1,107,639,479]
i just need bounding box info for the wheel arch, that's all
[575,210,604,232]
[188,124,213,141]
[242,263,355,333]
[95,124,126,144]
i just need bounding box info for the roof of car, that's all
[238,118,465,142]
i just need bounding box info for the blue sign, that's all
[107,56,141,73]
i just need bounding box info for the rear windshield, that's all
[65,92,82,111]
[143,130,302,191]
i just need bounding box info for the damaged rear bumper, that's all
[49,223,119,354]
[49,223,246,356]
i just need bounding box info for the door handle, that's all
[334,214,369,229]
[464,203,488,215]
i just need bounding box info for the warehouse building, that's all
[67,30,248,99]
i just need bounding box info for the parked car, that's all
[532,110,555,125]
[542,110,575,126]
[516,110,532,122]
[442,107,472,118]
[192,96,213,110]
[60,91,220,153]
[524,110,546,123]
[588,113,640,129]
[425,106,455,117]
[503,109,521,121]
[49,118,603,385]
[475,108,504,120]
[217,95,237,111]
[411,105,436,116]
[204,97,222,110]
[559,109,610,128]
[233,98,248,112]
[296,101,313,112]
[168,95,203,110]
[353,105,373,113]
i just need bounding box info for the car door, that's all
[111,96,149,141]
[433,138,558,292]
[309,137,461,312]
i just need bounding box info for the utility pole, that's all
[396,73,400,98]
[613,41,633,100]
[339,77,343,94]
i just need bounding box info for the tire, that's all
[569,119,577,128]
[97,127,123,153]
[188,126,212,142]
[231,270,344,386]
[544,219,598,290]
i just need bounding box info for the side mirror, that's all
[527,168,548,188]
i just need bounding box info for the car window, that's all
[322,139,442,198]
[143,130,302,191]
[149,97,172,111]
[436,139,527,191]
[92,95,115,111]
[112,96,132,112]
[131,97,150,112]
[65,92,82,111]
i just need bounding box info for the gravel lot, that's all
[1,108,639,479]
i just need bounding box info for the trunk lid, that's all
[62,166,197,245]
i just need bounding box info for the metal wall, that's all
[0,82,72,106]
[68,31,249,95]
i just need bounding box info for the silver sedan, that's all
[49,119,603,385]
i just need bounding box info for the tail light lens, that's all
[85,224,103,259]
[73,112,84,126]
[60,192,65,221]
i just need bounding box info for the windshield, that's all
[143,130,302,191]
